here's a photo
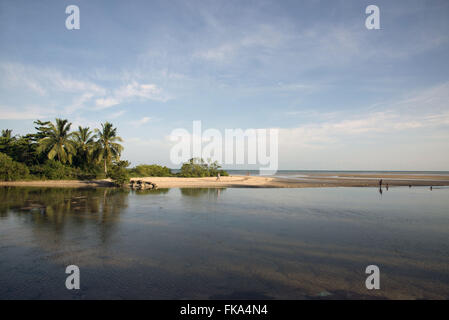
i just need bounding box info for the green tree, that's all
[34,120,52,139]
[178,158,228,177]
[0,152,29,181]
[130,164,173,177]
[178,158,209,177]
[0,130,42,165]
[0,129,15,155]
[37,118,76,164]
[1,129,13,139]
[73,126,96,168]
[95,122,123,175]
[107,160,130,186]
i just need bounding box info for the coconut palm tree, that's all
[73,126,96,168]
[94,122,123,175]
[37,118,76,164]
[1,129,13,139]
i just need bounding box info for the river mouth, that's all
[0,186,448,299]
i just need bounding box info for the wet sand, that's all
[2,173,448,188]
[141,174,449,188]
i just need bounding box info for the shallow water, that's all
[0,186,448,299]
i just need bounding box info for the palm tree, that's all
[1,129,13,139]
[73,126,96,168]
[95,122,123,175]
[37,118,76,164]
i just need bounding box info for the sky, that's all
[0,0,448,170]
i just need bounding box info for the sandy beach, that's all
[1,173,449,188]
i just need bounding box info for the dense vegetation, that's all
[1,120,228,185]
[129,164,173,177]
[128,159,228,178]
[1,119,125,184]
[0,152,30,181]
[177,158,229,177]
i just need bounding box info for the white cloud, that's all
[108,110,126,119]
[277,110,449,170]
[277,82,449,170]
[95,97,120,109]
[0,62,106,96]
[0,63,172,116]
[389,81,449,114]
[128,116,153,126]
[281,110,449,149]
[0,105,52,120]
[93,81,171,110]
[115,81,169,102]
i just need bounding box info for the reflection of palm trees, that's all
[0,187,131,257]
[100,188,129,217]
[0,186,129,229]
[98,188,129,245]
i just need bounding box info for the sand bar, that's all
[1,173,449,188]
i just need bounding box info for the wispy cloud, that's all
[194,24,288,63]
[94,81,171,110]
[128,116,153,127]
[95,97,120,109]
[0,105,52,120]
[0,62,106,96]
[108,110,126,119]
[280,82,449,149]
[115,81,169,102]
[0,63,172,117]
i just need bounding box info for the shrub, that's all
[177,158,228,177]
[0,152,30,181]
[29,160,77,180]
[129,164,173,177]
[76,165,105,180]
[108,161,130,186]
[219,170,229,176]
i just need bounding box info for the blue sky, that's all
[1,0,448,170]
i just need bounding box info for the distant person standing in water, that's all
[430,186,433,191]
[386,184,389,191]
[379,179,383,188]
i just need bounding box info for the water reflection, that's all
[132,188,170,195]
[0,186,448,300]
[180,187,226,199]
[0,187,130,249]
[0,187,128,218]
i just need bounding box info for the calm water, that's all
[0,186,448,300]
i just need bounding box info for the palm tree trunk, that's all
[104,158,107,175]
